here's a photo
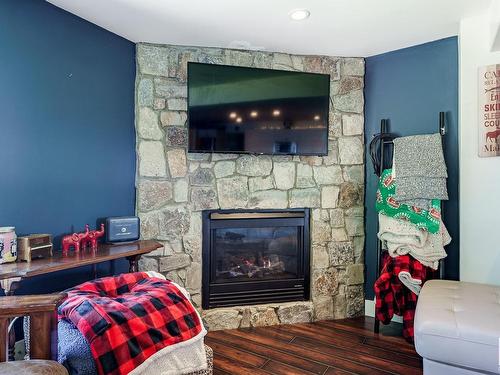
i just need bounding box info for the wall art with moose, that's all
[479,64,500,157]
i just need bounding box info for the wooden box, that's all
[17,234,53,262]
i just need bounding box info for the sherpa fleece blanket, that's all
[378,214,451,269]
[58,272,207,375]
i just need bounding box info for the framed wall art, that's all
[478,64,500,157]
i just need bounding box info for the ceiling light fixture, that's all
[229,112,237,119]
[314,115,320,121]
[250,111,258,118]
[289,9,310,21]
[272,109,281,116]
[236,117,242,123]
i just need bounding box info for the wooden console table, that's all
[0,240,162,295]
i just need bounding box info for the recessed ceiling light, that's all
[289,9,310,21]
[272,109,281,116]
[314,115,320,121]
[229,112,237,119]
[250,111,258,118]
[236,117,242,123]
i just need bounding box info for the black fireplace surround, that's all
[202,208,310,309]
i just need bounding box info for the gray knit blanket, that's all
[393,133,448,204]
[58,319,97,375]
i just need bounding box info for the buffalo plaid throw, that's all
[58,272,203,375]
[374,253,435,342]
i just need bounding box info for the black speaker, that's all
[104,216,140,243]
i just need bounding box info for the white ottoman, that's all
[415,280,500,374]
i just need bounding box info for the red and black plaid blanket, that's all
[58,272,204,375]
[374,253,435,342]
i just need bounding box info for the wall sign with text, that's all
[479,64,500,157]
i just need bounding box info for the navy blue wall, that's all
[0,0,136,293]
[364,37,459,299]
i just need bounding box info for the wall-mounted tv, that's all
[187,62,330,156]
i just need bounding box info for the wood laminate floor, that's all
[205,316,422,375]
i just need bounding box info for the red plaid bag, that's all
[58,272,204,375]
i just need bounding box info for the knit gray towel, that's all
[396,176,449,201]
[393,133,447,178]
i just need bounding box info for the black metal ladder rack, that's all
[373,112,447,334]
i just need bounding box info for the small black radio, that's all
[104,216,140,243]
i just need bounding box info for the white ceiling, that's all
[48,0,492,57]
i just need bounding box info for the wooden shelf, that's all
[0,240,162,281]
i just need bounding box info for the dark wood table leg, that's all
[92,264,98,280]
[126,255,141,273]
[1,278,21,361]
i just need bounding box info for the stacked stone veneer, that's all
[135,43,365,329]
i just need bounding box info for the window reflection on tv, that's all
[187,62,330,156]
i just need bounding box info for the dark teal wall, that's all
[0,0,136,293]
[364,37,459,299]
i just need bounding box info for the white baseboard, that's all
[365,298,403,323]
[364,298,376,317]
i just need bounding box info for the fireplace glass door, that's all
[213,227,299,283]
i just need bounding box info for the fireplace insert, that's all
[202,209,310,309]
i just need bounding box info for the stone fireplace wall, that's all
[135,43,365,329]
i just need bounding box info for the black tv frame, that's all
[187,62,330,156]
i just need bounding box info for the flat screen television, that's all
[187,62,330,155]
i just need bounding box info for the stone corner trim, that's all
[135,43,366,329]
